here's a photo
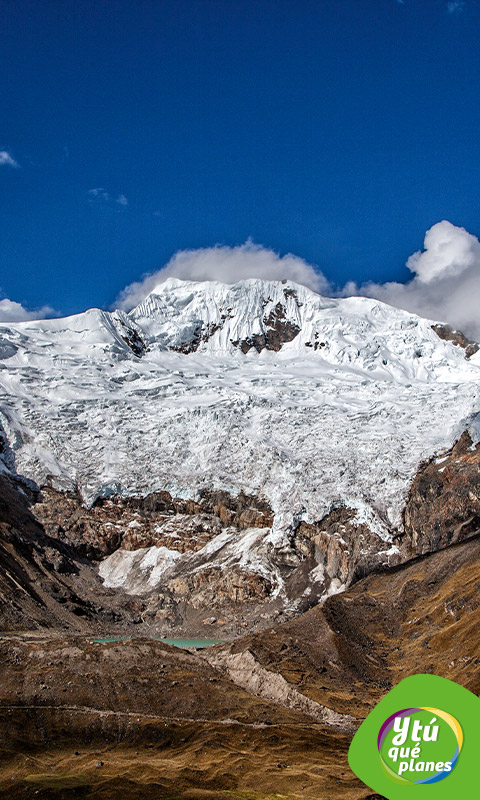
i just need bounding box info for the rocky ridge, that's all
[404,430,480,554]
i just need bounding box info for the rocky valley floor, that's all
[0,532,478,799]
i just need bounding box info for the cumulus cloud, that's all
[345,221,480,340]
[0,151,19,168]
[0,298,54,323]
[406,220,480,282]
[114,222,480,341]
[115,241,329,311]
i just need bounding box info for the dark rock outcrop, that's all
[0,474,138,632]
[431,323,479,358]
[115,315,147,356]
[294,507,400,588]
[231,302,300,353]
[170,321,221,354]
[33,487,274,560]
[305,331,326,350]
[404,431,480,554]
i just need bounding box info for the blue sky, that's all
[1,0,480,318]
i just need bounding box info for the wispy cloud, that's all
[0,150,19,168]
[88,187,111,203]
[87,187,128,210]
[0,298,54,323]
[447,1,465,14]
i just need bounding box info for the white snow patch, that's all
[310,563,325,584]
[325,578,345,597]
[99,545,182,593]
[467,412,480,448]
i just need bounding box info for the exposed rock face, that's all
[197,489,274,528]
[0,474,140,632]
[431,323,479,358]
[294,507,400,589]
[170,321,222,354]
[33,488,125,560]
[114,314,147,356]
[122,513,223,552]
[10,483,282,636]
[93,496,404,634]
[304,331,326,350]
[208,533,480,724]
[168,566,273,608]
[33,487,274,561]
[404,431,480,555]
[231,301,301,353]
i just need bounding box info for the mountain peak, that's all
[128,276,478,376]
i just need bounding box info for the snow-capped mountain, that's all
[1,277,479,612]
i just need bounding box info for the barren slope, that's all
[1,533,478,799]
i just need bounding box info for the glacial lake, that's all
[93,637,222,648]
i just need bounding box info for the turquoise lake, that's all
[93,637,222,648]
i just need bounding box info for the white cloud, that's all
[406,220,480,283]
[88,187,111,203]
[115,221,480,342]
[0,299,54,323]
[0,151,19,168]
[88,188,128,210]
[115,241,329,311]
[344,221,480,340]
[447,1,465,13]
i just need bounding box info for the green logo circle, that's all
[378,707,463,784]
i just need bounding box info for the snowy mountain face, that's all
[1,277,480,613]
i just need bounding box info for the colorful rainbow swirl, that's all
[377,706,463,785]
